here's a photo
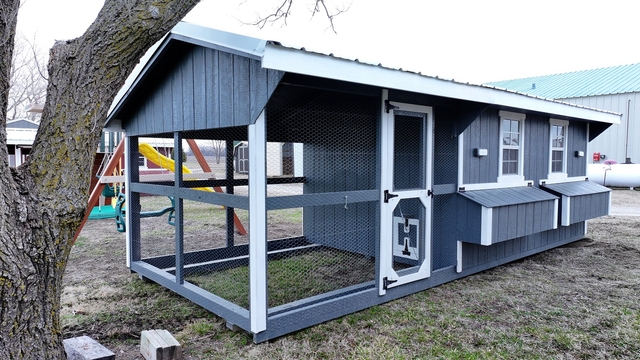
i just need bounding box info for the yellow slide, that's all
[138,143,214,192]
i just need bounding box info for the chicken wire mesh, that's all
[130,87,381,312]
[262,88,379,308]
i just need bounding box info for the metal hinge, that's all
[383,277,398,290]
[384,190,398,203]
[385,100,399,113]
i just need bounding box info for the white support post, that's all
[552,198,559,229]
[249,110,267,333]
[456,241,463,273]
[457,132,464,189]
[124,136,132,268]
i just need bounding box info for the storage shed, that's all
[106,22,620,342]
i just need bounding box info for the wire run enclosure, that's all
[126,88,387,342]
[112,23,616,343]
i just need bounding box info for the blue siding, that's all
[462,221,585,271]
[463,109,500,184]
[124,45,284,136]
[524,113,549,184]
[458,187,558,245]
[431,107,460,270]
[265,88,379,256]
[567,122,588,177]
[541,181,610,224]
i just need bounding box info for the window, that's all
[498,111,525,182]
[548,119,568,179]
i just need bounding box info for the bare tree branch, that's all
[243,0,349,34]
[7,35,47,121]
[310,0,350,34]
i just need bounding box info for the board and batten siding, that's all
[564,92,640,164]
[462,108,500,184]
[431,107,460,271]
[456,194,556,245]
[264,89,380,257]
[566,122,588,177]
[125,45,284,136]
[461,221,586,271]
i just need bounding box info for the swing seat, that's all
[114,193,176,233]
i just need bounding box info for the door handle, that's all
[384,190,398,203]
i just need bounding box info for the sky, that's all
[15,0,640,85]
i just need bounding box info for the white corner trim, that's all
[561,195,571,227]
[457,132,464,189]
[480,206,493,246]
[553,198,559,229]
[456,241,463,273]
[248,110,267,333]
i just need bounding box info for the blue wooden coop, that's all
[105,22,619,342]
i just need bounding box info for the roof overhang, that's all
[262,43,621,126]
[107,22,621,131]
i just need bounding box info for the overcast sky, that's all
[16,0,640,84]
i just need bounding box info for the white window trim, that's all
[497,111,525,183]
[548,118,569,180]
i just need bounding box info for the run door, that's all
[379,102,433,295]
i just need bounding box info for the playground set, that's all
[89,23,618,343]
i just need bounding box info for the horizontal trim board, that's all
[130,261,251,331]
[142,237,308,269]
[266,190,378,210]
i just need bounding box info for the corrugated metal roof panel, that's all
[486,63,640,99]
[107,22,622,128]
[541,181,610,197]
[459,186,558,208]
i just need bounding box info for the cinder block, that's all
[63,336,115,360]
[140,329,182,360]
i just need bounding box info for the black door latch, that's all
[384,190,398,203]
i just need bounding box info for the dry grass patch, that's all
[63,189,640,359]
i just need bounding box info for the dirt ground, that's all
[64,188,640,359]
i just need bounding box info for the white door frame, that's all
[379,93,433,295]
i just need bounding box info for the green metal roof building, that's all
[487,63,640,164]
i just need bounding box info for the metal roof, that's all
[459,186,558,208]
[107,22,621,128]
[486,63,640,99]
[541,180,610,197]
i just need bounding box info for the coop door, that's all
[379,101,433,295]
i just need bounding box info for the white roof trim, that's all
[262,43,621,125]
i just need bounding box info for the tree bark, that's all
[0,1,199,358]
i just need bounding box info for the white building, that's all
[6,119,38,167]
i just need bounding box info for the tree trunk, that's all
[0,1,199,358]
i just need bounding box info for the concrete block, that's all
[63,336,115,360]
[140,329,182,360]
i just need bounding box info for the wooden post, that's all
[73,140,125,242]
